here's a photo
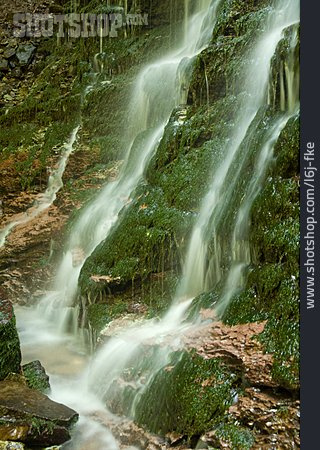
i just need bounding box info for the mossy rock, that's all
[79,93,240,298]
[187,1,272,107]
[22,361,50,394]
[208,423,255,450]
[135,351,239,438]
[272,113,300,178]
[79,183,191,295]
[0,297,21,381]
[251,176,299,268]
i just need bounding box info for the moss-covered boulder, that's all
[0,297,21,381]
[135,351,240,438]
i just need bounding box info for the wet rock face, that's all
[0,296,21,380]
[0,380,78,447]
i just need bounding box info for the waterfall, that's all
[15,2,222,446]
[177,0,300,313]
[0,126,80,249]
[33,0,221,336]
[86,0,300,418]
[14,0,300,447]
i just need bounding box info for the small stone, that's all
[16,44,36,66]
[3,48,16,59]
[0,59,8,72]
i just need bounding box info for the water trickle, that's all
[0,126,80,249]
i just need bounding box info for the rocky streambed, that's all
[0,290,300,449]
[0,296,78,448]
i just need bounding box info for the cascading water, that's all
[0,126,80,249]
[14,2,300,446]
[178,0,300,313]
[30,0,221,336]
[12,0,300,448]
[85,0,300,424]
[16,1,223,447]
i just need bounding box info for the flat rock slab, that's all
[0,381,78,427]
[0,381,78,446]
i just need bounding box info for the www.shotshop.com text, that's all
[304,142,317,309]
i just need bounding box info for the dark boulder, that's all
[0,381,78,447]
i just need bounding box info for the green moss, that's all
[258,276,300,391]
[87,302,128,333]
[79,184,190,294]
[142,272,179,319]
[146,101,236,212]
[22,361,50,394]
[135,351,239,438]
[215,423,254,450]
[251,176,299,268]
[272,114,300,178]
[30,417,55,436]
[0,305,21,381]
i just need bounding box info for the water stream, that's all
[14,0,300,448]
[16,1,222,447]
[0,126,80,248]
